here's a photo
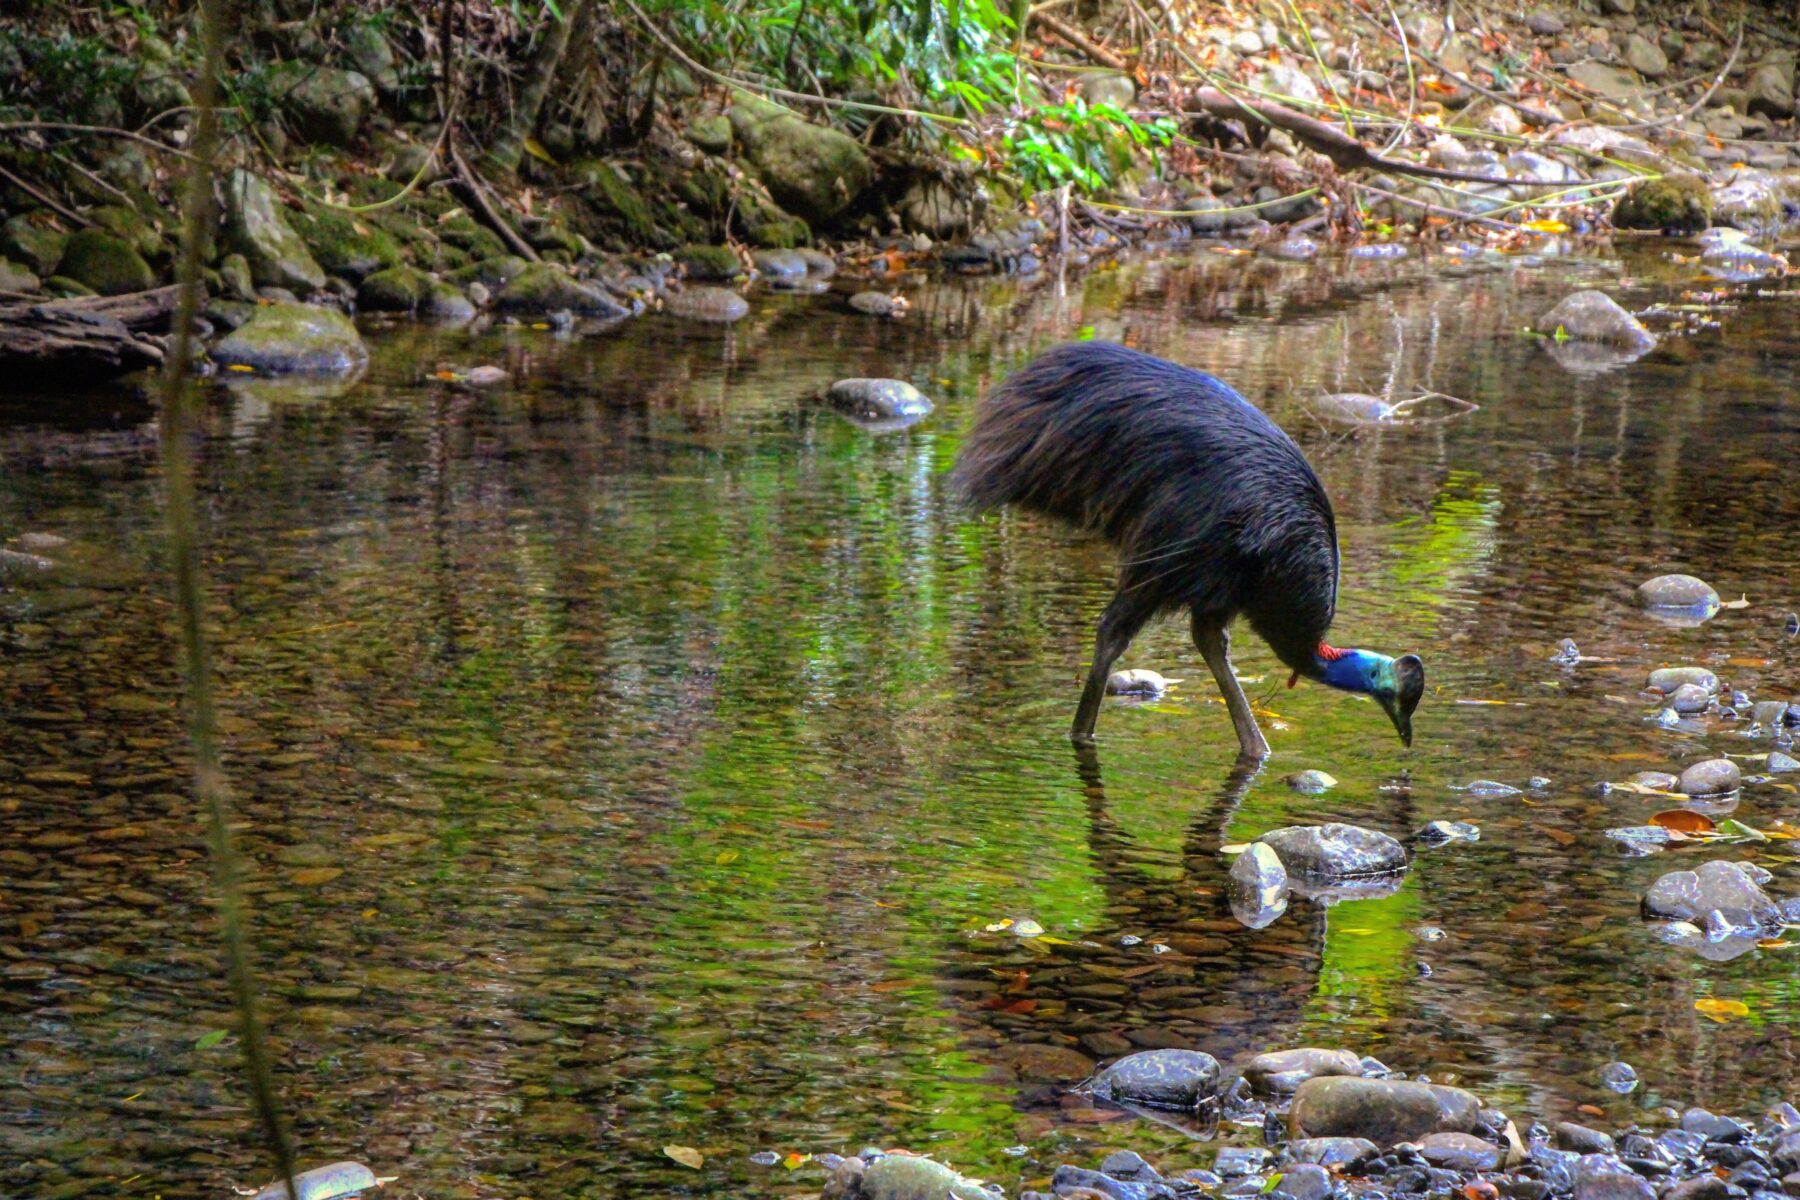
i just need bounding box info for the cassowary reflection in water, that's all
[952,341,1424,759]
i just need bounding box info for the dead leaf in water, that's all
[1651,810,1715,835]
[714,849,739,865]
[664,1145,704,1170]
[1721,596,1752,610]
[1695,998,1751,1023]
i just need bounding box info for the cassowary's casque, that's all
[952,340,1423,758]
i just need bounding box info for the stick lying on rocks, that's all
[1184,86,1541,187]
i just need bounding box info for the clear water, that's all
[4,243,1800,1198]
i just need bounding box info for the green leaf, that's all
[1263,1175,1285,1193]
[195,1029,229,1050]
[1552,324,1569,343]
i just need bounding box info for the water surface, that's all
[4,244,1800,1198]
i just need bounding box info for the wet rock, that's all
[250,1161,377,1200]
[462,365,508,387]
[1536,291,1656,350]
[727,94,872,225]
[1421,1132,1502,1171]
[822,1156,866,1199]
[1678,759,1740,796]
[1418,821,1480,844]
[1637,575,1720,612]
[1710,173,1784,235]
[1642,860,1779,929]
[1664,1179,1731,1200]
[225,170,326,292]
[1574,1154,1655,1200]
[751,248,807,278]
[826,378,934,421]
[1288,1076,1481,1146]
[1600,1062,1639,1093]
[1274,1163,1333,1200]
[1052,1163,1173,1200]
[1648,667,1718,694]
[495,264,627,316]
[1228,842,1290,929]
[1668,685,1711,715]
[1264,236,1319,261]
[663,287,749,323]
[993,1042,1095,1082]
[857,1154,991,1200]
[1557,1123,1618,1154]
[449,255,532,292]
[1754,702,1792,728]
[1771,752,1800,772]
[1245,1048,1362,1095]
[53,228,155,296]
[795,247,836,277]
[1285,1138,1380,1169]
[1286,770,1337,794]
[357,267,475,321]
[1089,1048,1221,1109]
[849,291,906,317]
[211,303,367,375]
[1257,824,1407,878]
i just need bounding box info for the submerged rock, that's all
[1089,1048,1221,1110]
[1678,758,1741,796]
[1668,684,1711,715]
[1285,770,1338,794]
[211,303,367,375]
[1648,666,1718,694]
[1288,1076,1481,1145]
[1257,824,1407,878]
[849,291,906,317]
[751,248,807,278]
[853,1154,990,1200]
[1537,291,1656,350]
[1245,1048,1362,1095]
[826,378,934,421]
[250,1161,377,1200]
[663,286,749,323]
[1642,859,1779,929]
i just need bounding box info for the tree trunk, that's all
[489,0,593,173]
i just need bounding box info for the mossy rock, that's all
[493,263,627,316]
[1613,174,1711,233]
[357,266,476,321]
[447,256,532,290]
[44,275,99,299]
[436,213,508,260]
[0,257,40,293]
[725,93,872,225]
[211,302,368,375]
[567,158,670,249]
[55,228,156,295]
[524,221,585,258]
[224,170,327,292]
[290,204,404,281]
[739,191,810,249]
[87,205,168,266]
[2,214,69,277]
[219,253,257,301]
[675,244,744,281]
[688,114,732,155]
[269,62,376,145]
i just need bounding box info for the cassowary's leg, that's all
[1071,597,1151,743]
[1192,616,1270,761]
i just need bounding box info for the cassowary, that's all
[951,341,1424,758]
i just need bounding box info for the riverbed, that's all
[3,242,1799,1199]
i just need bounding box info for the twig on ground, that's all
[0,162,90,226]
[1031,10,1129,70]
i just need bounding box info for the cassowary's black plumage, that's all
[952,340,1338,677]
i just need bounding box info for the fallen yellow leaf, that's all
[1523,218,1569,234]
[226,364,255,373]
[1695,998,1750,1023]
[715,849,739,865]
[664,1144,704,1170]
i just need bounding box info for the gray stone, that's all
[727,94,872,225]
[1678,758,1741,796]
[225,170,326,292]
[857,1155,990,1200]
[1253,62,1321,105]
[1288,1076,1481,1146]
[1537,291,1655,350]
[900,177,975,240]
[1286,770,1337,793]
[1567,61,1641,102]
[1081,72,1138,108]
[1555,1122,1616,1154]
[849,291,904,317]
[344,23,401,93]
[826,378,934,420]
[663,286,750,323]
[1770,752,1800,772]
[1747,64,1797,120]
[0,257,38,293]
[357,267,475,321]
[1108,668,1175,696]
[750,248,807,278]
[1231,29,1267,54]
[211,303,368,376]
[1257,824,1407,877]
[688,113,731,154]
[1285,1138,1380,1169]
[1710,172,1784,233]
[1669,684,1711,715]
[1637,574,1719,611]
[1228,842,1290,929]
[1643,859,1779,929]
[1245,1048,1362,1095]
[1274,1163,1333,1200]
[795,248,836,277]
[1524,10,1564,34]
[1648,666,1718,694]
[1089,1048,1221,1109]
[272,64,375,145]
[251,1161,377,1200]
[219,253,257,302]
[1573,1155,1655,1200]
[1419,1132,1501,1171]
[1623,34,1669,78]
[495,264,627,316]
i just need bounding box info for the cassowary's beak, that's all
[1377,654,1426,746]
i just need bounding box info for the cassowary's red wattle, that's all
[952,340,1423,754]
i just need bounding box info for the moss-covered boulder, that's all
[0,257,40,293]
[675,244,744,281]
[435,212,508,261]
[55,228,156,295]
[493,263,627,316]
[567,158,670,249]
[448,256,532,291]
[2,214,69,277]
[211,302,368,375]
[688,114,732,155]
[43,276,99,299]
[1613,174,1711,233]
[219,253,257,302]
[357,266,476,321]
[726,94,872,225]
[225,170,327,291]
[87,205,167,266]
[345,22,401,94]
[290,204,404,282]
[270,63,376,145]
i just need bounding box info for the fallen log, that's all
[0,286,190,383]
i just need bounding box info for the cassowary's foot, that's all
[1193,617,1270,761]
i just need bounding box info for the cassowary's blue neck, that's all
[1316,647,1389,695]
